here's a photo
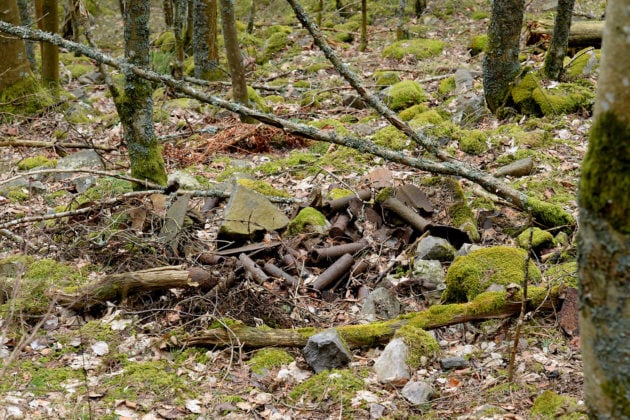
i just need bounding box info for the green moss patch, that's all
[286,207,329,235]
[443,246,542,302]
[374,70,401,88]
[516,227,555,251]
[382,39,444,60]
[384,80,429,111]
[468,34,488,56]
[289,369,365,406]
[531,390,583,418]
[247,348,295,374]
[394,325,439,368]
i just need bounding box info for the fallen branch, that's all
[50,266,216,310]
[0,21,574,227]
[183,287,562,348]
[0,139,116,151]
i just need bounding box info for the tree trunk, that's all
[119,0,167,187]
[483,0,525,113]
[0,0,32,93]
[542,0,575,80]
[578,0,630,417]
[396,0,407,40]
[171,0,186,79]
[246,0,255,34]
[193,0,220,80]
[16,0,37,71]
[219,0,252,122]
[414,0,426,17]
[35,0,59,88]
[358,0,367,51]
[163,0,173,26]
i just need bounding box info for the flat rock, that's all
[360,287,401,321]
[218,184,289,240]
[401,380,433,405]
[416,236,456,261]
[440,356,468,370]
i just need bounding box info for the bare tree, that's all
[193,0,220,80]
[35,0,59,88]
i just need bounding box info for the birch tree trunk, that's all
[578,0,630,417]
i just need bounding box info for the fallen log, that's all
[526,19,604,49]
[183,286,562,348]
[51,266,216,310]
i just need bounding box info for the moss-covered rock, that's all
[383,80,429,111]
[154,31,175,53]
[258,31,289,63]
[372,125,411,151]
[394,325,439,368]
[531,390,584,419]
[511,72,595,116]
[517,227,555,251]
[459,129,488,155]
[443,246,542,302]
[17,155,56,170]
[468,34,488,56]
[382,39,445,60]
[565,48,600,81]
[398,103,429,121]
[236,178,289,197]
[286,207,330,235]
[374,70,401,88]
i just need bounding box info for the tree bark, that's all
[578,0,630,417]
[35,0,59,88]
[0,20,575,228]
[118,0,167,187]
[16,0,37,71]
[184,287,562,348]
[219,0,252,122]
[0,0,32,93]
[358,0,367,51]
[193,0,220,80]
[483,0,525,113]
[542,0,575,80]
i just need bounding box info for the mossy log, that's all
[52,266,215,310]
[526,19,604,49]
[183,287,562,349]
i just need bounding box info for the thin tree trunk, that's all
[119,0,167,187]
[35,0,59,88]
[219,0,252,121]
[483,0,525,113]
[246,0,255,34]
[16,0,37,71]
[396,0,407,40]
[414,0,426,17]
[358,0,367,51]
[163,0,173,26]
[171,0,186,79]
[578,0,630,417]
[543,0,575,80]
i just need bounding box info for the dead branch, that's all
[0,139,115,151]
[50,266,215,310]
[0,21,574,227]
[184,287,562,348]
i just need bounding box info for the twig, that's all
[0,168,163,188]
[508,209,533,382]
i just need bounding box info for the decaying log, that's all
[526,19,604,49]
[239,253,269,284]
[183,287,562,348]
[52,266,215,310]
[324,189,372,212]
[263,262,299,287]
[309,239,368,263]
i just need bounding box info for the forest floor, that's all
[0,0,607,418]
